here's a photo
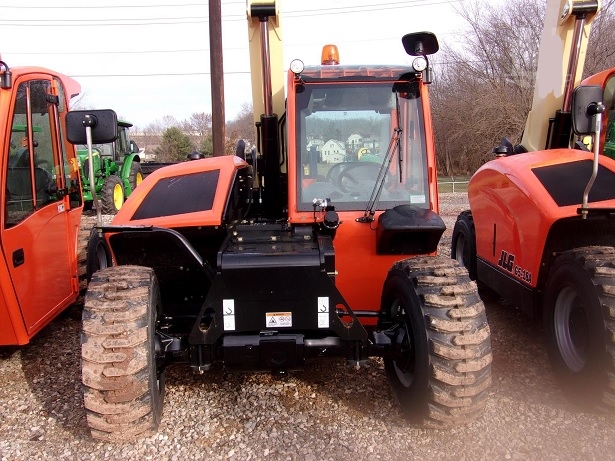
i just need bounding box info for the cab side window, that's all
[5,80,60,227]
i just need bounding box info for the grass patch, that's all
[438,176,471,193]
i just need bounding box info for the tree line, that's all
[432,0,615,176]
[134,0,615,174]
[133,102,254,163]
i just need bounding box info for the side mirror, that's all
[572,85,605,136]
[66,109,118,144]
[401,32,439,56]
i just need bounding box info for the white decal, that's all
[317,297,329,328]
[223,299,235,331]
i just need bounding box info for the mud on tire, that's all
[81,265,165,442]
[381,256,492,426]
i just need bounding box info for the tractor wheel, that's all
[101,175,124,214]
[85,228,113,283]
[543,246,615,409]
[381,256,492,427]
[451,211,477,280]
[128,162,143,192]
[81,266,165,442]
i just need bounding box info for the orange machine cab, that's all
[0,66,82,345]
[285,65,440,314]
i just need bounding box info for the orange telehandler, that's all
[71,0,492,442]
[452,0,615,409]
[0,61,111,345]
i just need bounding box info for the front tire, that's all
[85,228,113,283]
[381,256,492,426]
[81,266,165,441]
[100,175,124,214]
[543,246,615,409]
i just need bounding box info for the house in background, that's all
[321,139,347,163]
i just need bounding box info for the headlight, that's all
[290,59,304,75]
[412,56,427,72]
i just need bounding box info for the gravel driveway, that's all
[0,193,613,460]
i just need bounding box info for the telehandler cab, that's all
[74,1,491,442]
[0,61,111,345]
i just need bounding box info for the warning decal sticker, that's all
[265,312,292,328]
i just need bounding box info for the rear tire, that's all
[128,162,143,193]
[81,266,165,441]
[381,256,492,426]
[451,210,477,280]
[543,246,615,409]
[101,175,124,214]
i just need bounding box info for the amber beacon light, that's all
[321,44,340,65]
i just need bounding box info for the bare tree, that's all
[69,92,93,111]
[181,112,212,137]
[433,0,615,176]
[226,102,255,146]
[160,115,179,130]
[432,0,545,175]
[180,112,213,152]
[584,0,615,76]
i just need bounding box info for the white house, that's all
[321,140,347,163]
[347,134,363,150]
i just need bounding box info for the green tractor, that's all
[77,119,143,214]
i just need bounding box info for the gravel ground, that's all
[1,193,614,460]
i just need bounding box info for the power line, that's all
[0,0,459,26]
[2,2,211,8]
[4,29,460,56]
[70,71,251,78]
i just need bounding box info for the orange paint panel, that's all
[469,149,615,288]
[0,280,22,345]
[113,155,248,228]
[0,67,81,345]
[333,211,405,313]
[3,205,75,330]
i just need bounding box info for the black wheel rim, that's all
[455,233,467,266]
[554,285,589,372]
[94,242,108,271]
[391,299,416,387]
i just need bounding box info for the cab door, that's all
[1,76,75,334]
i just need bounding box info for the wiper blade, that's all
[356,127,401,223]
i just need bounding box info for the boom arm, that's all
[246,0,286,219]
[520,0,600,152]
[247,0,285,124]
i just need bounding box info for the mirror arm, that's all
[580,102,606,218]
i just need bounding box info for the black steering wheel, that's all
[337,162,390,193]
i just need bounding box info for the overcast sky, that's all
[2,0,469,129]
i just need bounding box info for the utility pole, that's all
[209,0,225,156]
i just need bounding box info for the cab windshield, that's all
[295,81,429,212]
